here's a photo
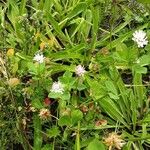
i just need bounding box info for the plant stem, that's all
[76,121,80,150]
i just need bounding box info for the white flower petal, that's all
[33,53,45,63]
[132,30,148,48]
[75,65,86,76]
[51,81,64,94]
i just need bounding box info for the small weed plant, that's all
[0,0,150,150]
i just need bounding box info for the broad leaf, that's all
[71,109,83,125]
[87,139,106,150]
[58,115,72,126]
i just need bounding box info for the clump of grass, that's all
[1,0,150,149]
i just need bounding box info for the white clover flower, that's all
[132,30,148,48]
[51,81,64,94]
[39,108,50,119]
[75,65,86,76]
[33,53,45,63]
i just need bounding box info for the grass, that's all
[0,0,150,150]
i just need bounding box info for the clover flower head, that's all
[33,53,45,63]
[132,30,148,48]
[104,132,126,150]
[51,81,64,94]
[75,65,86,76]
[39,108,50,119]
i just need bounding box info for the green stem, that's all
[52,138,55,150]
[76,121,80,150]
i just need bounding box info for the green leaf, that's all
[61,92,71,100]
[81,9,92,39]
[108,93,119,100]
[20,0,27,15]
[49,90,70,101]
[53,0,62,12]
[109,67,130,110]
[33,115,42,150]
[71,109,83,125]
[50,51,83,60]
[122,141,133,150]
[87,139,106,150]
[32,99,43,109]
[76,82,87,91]
[99,97,129,128]
[47,126,60,138]
[132,64,147,74]
[96,16,133,48]
[105,80,118,95]
[71,18,85,38]
[114,43,137,64]
[28,62,38,75]
[38,63,45,74]
[138,55,150,67]
[86,0,94,5]
[86,77,106,100]
[48,92,62,99]
[58,115,72,126]
[137,0,150,3]
[129,90,137,131]
[16,52,28,60]
[41,144,53,150]
[105,80,119,99]
[48,43,85,61]
[12,62,19,75]
[60,71,74,88]
[142,114,150,123]
[66,2,87,20]
[133,73,145,109]
[45,12,68,42]
[43,0,53,12]
[91,5,100,50]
